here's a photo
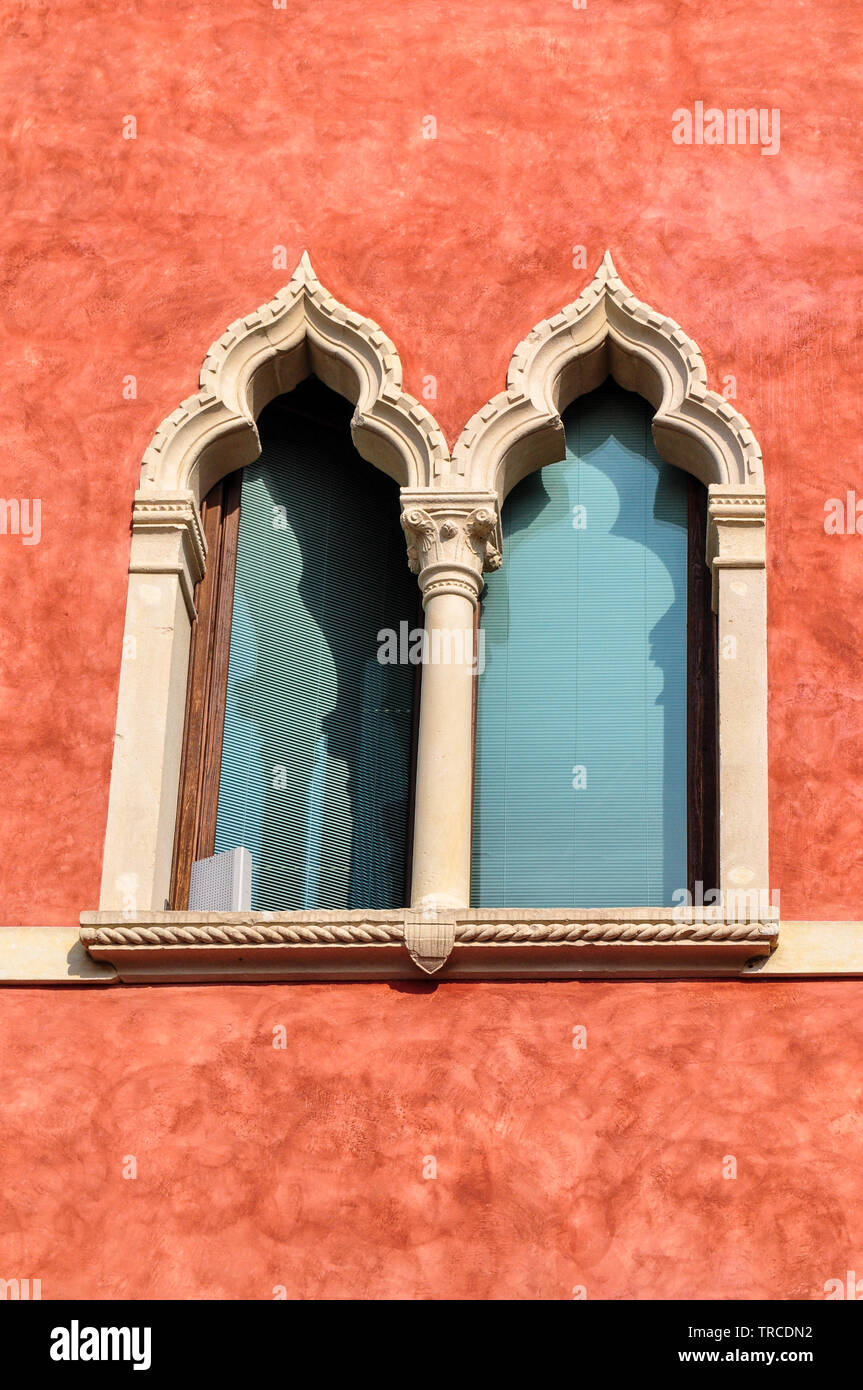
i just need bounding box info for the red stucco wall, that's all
[1,0,860,925]
[3,980,863,1301]
[1,1,861,1300]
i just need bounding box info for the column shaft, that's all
[400,490,501,911]
[410,590,477,908]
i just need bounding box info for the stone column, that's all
[99,492,205,912]
[707,486,769,915]
[400,490,501,910]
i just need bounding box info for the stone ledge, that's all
[8,919,863,984]
[78,907,779,982]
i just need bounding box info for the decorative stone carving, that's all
[466,508,502,570]
[399,506,438,574]
[94,250,773,971]
[79,907,778,982]
[452,251,763,499]
[399,490,502,605]
[140,252,448,501]
[404,911,457,974]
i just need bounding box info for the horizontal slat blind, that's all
[213,379,417,911]
[471,381,688,908]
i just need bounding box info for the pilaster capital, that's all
[707,484,766,565]
[399,489,502,606]
[706,485,766,609]
[130,490,206,619]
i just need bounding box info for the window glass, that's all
[471,381,688,907]
[214,379,417,910]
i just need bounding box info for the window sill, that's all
[79,907,779,982]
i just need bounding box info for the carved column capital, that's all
[399,489,502,606]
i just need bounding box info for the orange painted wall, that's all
[0,0,861,1300]
[3,980,863,1301]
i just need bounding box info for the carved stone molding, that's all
[399,489,502,606]
[80,907,778,982]
[22,918,863,986]
[139,252,448,501]
[451,252,764,500]
[707,485,767,608]
[128,492,207,620]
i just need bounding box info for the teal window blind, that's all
[471,381,689,908]
[213,379,418,911]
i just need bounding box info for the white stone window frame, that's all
[80,253,775,980]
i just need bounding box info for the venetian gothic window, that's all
[471,381,716,908]
[93,257,769,978]
[170,379,419,911]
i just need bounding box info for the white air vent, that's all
[188,848,252,911]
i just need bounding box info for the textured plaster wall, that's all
[2,980,863,1301]
[0,0,862,1301]
[0,0,860,923]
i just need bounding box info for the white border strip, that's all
[0,923,862,984]
[743,921,863,977]
[0,928,116,984]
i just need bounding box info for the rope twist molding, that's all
[82,916,777,950]
[455,920,777,944]
[81,922,406,947]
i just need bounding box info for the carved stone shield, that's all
[404,911,456,974]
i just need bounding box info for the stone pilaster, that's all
[707,485,769,907]
[99,491,205,912]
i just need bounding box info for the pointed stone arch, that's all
[446,255,769,918]
[451,252,763,499]
[141,252,447,502]
[101,256,448,915]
